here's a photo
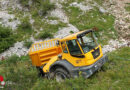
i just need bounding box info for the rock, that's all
[0,42,28,59]
[0,11,20,30]
[50,8,69,23]
[54,24,79,38]
[70,2,93,11]
[47,20,59,25]
[99,7,107,13]
[102,39,129,54]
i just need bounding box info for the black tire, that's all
[50,68,70,82]
[36,67,45,77]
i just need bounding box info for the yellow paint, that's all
[43,56,58,73]
[29,30,103,73]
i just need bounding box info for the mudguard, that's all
[49,60,74,74]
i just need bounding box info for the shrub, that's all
[18,17,33,33]
[0,55,19,66]
[38,31,53,39]
[125,3,130,12]
[39,0,55,15]
[0,25,16,53]
[32,0,55,16]
[19,0,29,7]
[70,31,74,34]
[24,40,33,48]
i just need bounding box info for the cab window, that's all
[66,40,82,55]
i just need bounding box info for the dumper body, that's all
[29,39,62,66]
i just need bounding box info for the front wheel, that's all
[50,68,70,82]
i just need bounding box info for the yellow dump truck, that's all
[29,30,108,81]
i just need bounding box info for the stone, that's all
[70,2,93,11]
[99,7,107,13]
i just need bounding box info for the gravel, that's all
[99,7,107,13]
[0,42,28,59]
[0,11,20,30]
[49,8,69,23]
[70,2,93,11]
[102,39,129,54]
[54,24,79,39]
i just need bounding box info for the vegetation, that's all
[0,47,129,89]
[35,22,67,39]
[19,0,55,16]
[19,0,29,7]
[0,25,16,53]
[125,3,130,12]
[18,17,33,33]
[24,40,33,49]
[70,30,74,34]
[62,1,117,45]
[38,31,53,40]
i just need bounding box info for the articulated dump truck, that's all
[29,30,108,81]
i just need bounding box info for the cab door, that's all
[61,40,86,67]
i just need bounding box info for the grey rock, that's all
[99,7,107,13]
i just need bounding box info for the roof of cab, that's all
[60,30,92,42]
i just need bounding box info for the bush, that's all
[38,0,55,15]
[18,17,33,33]
[24,40,33,48]
[19,0,29,7]
[38,31,53,39]
[0,25,16,53]
[125,3,130,12]
[32,0,55,16]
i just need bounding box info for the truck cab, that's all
[60,30,103,67]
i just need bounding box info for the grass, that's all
[62,2,117,45]
[24,40,33,49]
[38,31,53,40]
[125,3,130,12]
[0,25,16,53]
[18,17,33,33]
[14,17,34,41]
[30,0,55,17]
[35,21,67,39]
[0,47,130,90]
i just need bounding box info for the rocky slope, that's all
[0,0,129,59]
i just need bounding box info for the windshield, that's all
[78,32,97,53]
[66,40,82,55]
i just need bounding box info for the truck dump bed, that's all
[29,39,62,66]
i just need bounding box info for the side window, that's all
[61,42,68,53]
[66,40,82,55]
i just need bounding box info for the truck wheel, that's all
[50,68,70,82]
[36,67,45,77]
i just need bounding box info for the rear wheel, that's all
[36,67,45,77]
[50,68,70,82]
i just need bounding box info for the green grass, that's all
[38,31,53,40]
[18,17,33,33]
[14,17,34,41]
[35,21,67,39]
[0,47,130,90]
[0,25,16,53]
[19,0,29,7]
[62,3,117,45]
[24,40,33,49]
[125,3,130,12]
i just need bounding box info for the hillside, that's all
[0,47,130,89]
[0,0,130,89]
